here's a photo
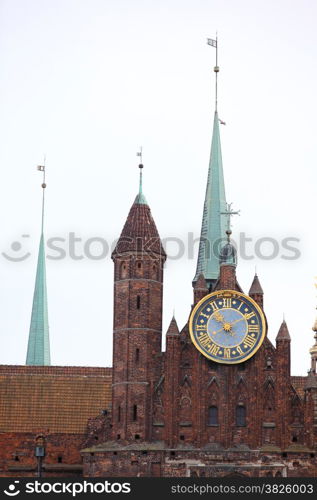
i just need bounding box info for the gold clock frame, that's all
[189,289,267,364]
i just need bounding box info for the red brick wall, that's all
[0,432,84,477]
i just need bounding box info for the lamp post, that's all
[35,435,45,478]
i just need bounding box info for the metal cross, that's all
[220,203,240,232]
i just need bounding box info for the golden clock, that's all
[189,290,266,364]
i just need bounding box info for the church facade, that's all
[1,57,317,478]
[80,111,317,477]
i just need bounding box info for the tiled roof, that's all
[0,365,112,434]
[276,320,291,341]
[112,201,166,258]
[166,316,179,336]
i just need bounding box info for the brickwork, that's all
[0,366,112,477]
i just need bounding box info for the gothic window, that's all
[236,405,246,426]
[208,406,218,426]
[136,295,141,309]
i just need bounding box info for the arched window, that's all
[135,348,140,363]
[136,295,141,309]
[120,261,128,279]
[208,406,218,426]
[236,405,246,426]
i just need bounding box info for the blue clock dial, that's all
[189,291,266,364]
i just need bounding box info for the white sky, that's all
[0,0,316,375]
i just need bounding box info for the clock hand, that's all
[230,316,246,326]
[211,326,227,335]
[210,325,236,337]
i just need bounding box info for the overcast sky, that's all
[0,0,316,375]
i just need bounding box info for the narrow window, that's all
[135,348,140,362]
[208,406,218,425]
[137,262,142,269]
[118,406,121,422]
[236,405,246,426]
[120,262,128,279]
[136,295,141,309]
[133,404,138,421]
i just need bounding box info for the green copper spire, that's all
[134,150,148,205]
[26,165,50,365]
[193,111,227,288]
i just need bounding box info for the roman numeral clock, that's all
[189,291,266,364]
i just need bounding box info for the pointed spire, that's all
[26,164,50,365]
[193,111,227,287]
[134,148,147,205]
[276,319,291,341]
[166,316,179,336]
[112,157,165,258]
[249,273,264,296]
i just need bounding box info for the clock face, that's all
[189,290,266,364]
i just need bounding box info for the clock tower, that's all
[82,40,317,478]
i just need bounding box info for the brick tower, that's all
[111,163,166,442]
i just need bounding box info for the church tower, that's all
[26,165,51,365]
[111,162,166,442]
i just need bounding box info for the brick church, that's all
[1,51,317,478]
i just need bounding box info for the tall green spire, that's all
[193,111,227,288]
[26,166,50,365]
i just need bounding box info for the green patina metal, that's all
[26,232,50,365]
[194,111,227,286]
[134,166,147,205]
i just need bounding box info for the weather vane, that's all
[207,34,219,112]
[37,155,46,234]
[136,147,144,195]
[136,146,143,166]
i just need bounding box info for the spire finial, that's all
[207,34,219,112]
[220,202,240,241]
[136,147,143,196]
[37,156,46,234]
[26,159,50,366]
